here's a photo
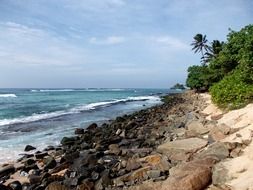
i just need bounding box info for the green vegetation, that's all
[186,25,253,109]
[170,83,185,90]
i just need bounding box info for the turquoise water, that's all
[0,88,176,163]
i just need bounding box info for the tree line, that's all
[186,25,253,109]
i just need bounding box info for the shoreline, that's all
[1,91,252,190]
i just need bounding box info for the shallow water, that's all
[0,88,178,163]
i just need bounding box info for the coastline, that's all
[1,90,253,190]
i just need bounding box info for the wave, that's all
[30,88,126,92]
[0,95,160,126]
[0,94,17,98]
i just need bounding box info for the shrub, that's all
[186,65,211,92]
[210,69,253,109]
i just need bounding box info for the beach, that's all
[1,90,253,190]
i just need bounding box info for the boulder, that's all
[43,156,57,169]
[75,128,84,135]
[108,144,121,155]
[161,157,217,190]
[60,136,77,146]
[197,142,229,161]
[24,145,36,152]
[138,154,171,171]
[185,121,210,137]
[0,164,15,178]
[8,181,22,190]
[87,123,98,130]
[157,138,208,162]
[46,182,69,190]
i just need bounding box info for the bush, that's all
[210,69,253,109]
[186,65,211,92]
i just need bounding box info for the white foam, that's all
[0,95,160,126]
[0,94,17,98]
[31,88,126,92]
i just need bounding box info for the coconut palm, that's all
[204,40,224,62]
[191,34,210,63]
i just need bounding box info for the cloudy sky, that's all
[0,0,252,88]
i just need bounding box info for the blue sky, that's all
[0,0,252,88]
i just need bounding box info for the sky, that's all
[0,0,252,88]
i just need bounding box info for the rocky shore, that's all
[1,91,253,190]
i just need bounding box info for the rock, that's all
[87,123,98,130]
[114,166,151,184]
[0,184,12,190]
[43,156,57,169]
[230,147,243,158]
[108,144,121,155]
[8,181,22,190]
[35,152,48,159]
[211,114,223,120]
[76,181,94,190]
[46,182,69,190]
[208,124,231,142]
[126,158,141,171]
[91,171,100,181]
[75,128,84,135]
[159,157,218,190]
[138,154,171,172]
[185,121,210,137]
[24,145,36,152]
[0,164,15,178]
[212,162,229,186]
[157,138,208,162]
[197,142,229,161]
[60,136,77,146]
[147,170,161,179]
[29,175,41,184]
[95,170,111,190]
[63,151,80,161]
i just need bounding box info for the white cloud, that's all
[153,36,189,50]
[89,36,125,45]
[0,22,88,67]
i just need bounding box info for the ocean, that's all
[0,88,177,163]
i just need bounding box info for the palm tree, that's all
[191,34,210,64]
[204,40,224,62]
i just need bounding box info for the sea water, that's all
[0,88,177,163]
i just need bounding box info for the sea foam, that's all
[0,95,160,126]
[0,94,17,98]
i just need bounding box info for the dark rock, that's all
[60,136,78,146]
[63,151,80,162]
[29,175,41,184]
[23,159,39,172]
[8,181,22,190]
[0,164,15,178]
[95,170,112,190]
[76,181,94,190]
[43,156,57,169]
[87,123,98,130]
[43,146,55,151]
[64,177,78,186]
[75,128,84,135]
[0,184,12,190]
[35,152,49,159]
[91,171,100,181]
[24,145,36,152]
[125,121,138,130]
[25,159,36,166]
[80,142,91,150]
